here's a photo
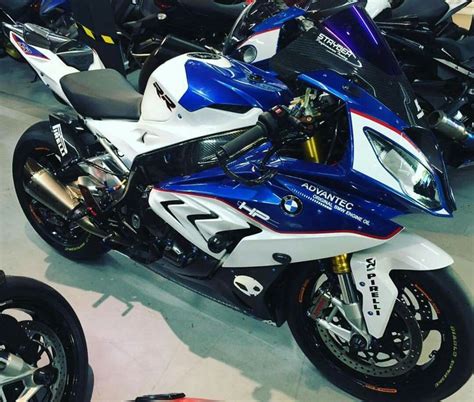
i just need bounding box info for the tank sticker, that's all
[153,82,176,111]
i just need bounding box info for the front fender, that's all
[351,232,453,339]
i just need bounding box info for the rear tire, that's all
[287,265,473,401]
[12,122,107,260]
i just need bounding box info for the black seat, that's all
[60,69,143,120]
[389,0,449,25]
[436,36,474,70]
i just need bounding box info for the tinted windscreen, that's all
[270,5,421,126]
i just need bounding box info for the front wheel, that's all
[287,266,473,401]
[0,274,89,401]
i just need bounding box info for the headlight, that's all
[365,130,441,210]
[241,45,258,63]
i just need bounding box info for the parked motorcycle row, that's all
[0,0,473,401]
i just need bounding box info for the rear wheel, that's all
[13,122,107,260]
[287,265,473,401]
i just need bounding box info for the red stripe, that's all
[154,188,403,241]
[351,109,403,135]
[241,27,281,45]
[350,109,419,150]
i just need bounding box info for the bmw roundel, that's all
[281,195,303,216]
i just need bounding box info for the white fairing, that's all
[9,31,104,103]
[86,54,263,166]
[149,190,397,268]
[351,232,453,339]
[365,0,391,18]
[237,28,282,64]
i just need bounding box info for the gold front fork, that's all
[331,254,351,274]
[331,254,357,304]
[303,136,320,163]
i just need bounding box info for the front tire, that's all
[0,274,89,401]
[13,122,107,260]
[287,265,473,401]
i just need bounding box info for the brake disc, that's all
[20,321,68,402]
[318,300,423,377]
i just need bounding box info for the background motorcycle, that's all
[8,1,473,401]
[0,0,75,59]
[0,270,89,401]
[374,0,474,167]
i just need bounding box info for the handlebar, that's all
[215,106,303,186]
[217,123,268,162]
[216,107,285,163]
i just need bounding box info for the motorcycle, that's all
[0,270,89,401]
[9,1,473,401]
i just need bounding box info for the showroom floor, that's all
[0,57,473,402]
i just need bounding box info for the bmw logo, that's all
[281,195,303,216]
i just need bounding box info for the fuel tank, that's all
[141,53,292,122]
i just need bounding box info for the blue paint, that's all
[179,57,292,112]
[159,169,402,239]
[252,7,306,33]
[40,0,70,16]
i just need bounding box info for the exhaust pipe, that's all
[428,111,474,149]
[23,159,108,238]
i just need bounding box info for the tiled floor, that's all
[0,57,472,401]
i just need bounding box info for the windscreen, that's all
[270,4,422,126]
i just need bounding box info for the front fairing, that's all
[296,69,456,216]
[270,4,421,127]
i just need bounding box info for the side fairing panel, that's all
[151,174,402,268]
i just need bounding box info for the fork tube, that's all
[303,137,320,163]
[331,254,358,304]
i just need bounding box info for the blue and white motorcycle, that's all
[10,1,473,401]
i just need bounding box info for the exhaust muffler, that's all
[23,159,108,238]
[428,111,474,149]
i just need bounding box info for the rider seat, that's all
[389,0,449,25]
[60,69,143,120]
[436,36,474,70]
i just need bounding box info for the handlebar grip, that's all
[217,123,268,162]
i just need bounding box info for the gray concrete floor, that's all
[0,57,472,401]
